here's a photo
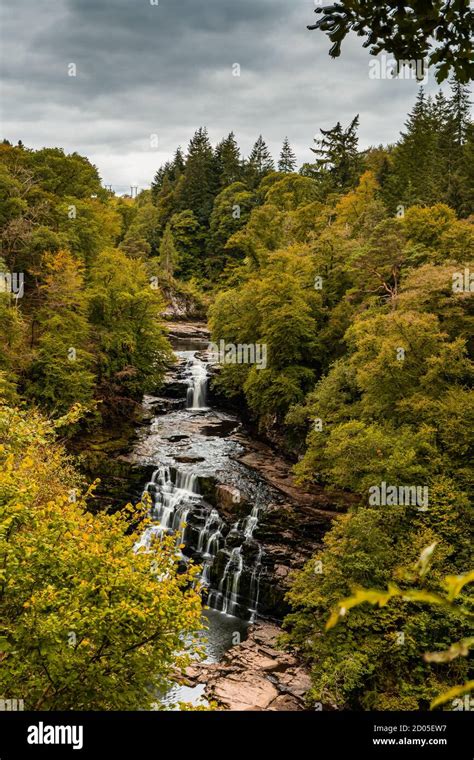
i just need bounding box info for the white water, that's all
[136,341,265,620]
[184,353,208,410]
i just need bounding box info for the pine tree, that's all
[444,81,474,216]
[214,132,242,188]
[151,149,186,204]
[383,91,440,210]
[246,135,275,187]
[172,146,186,176]
[151,161,173,203]
[178,128,217,225]
[278,137,297,173]
[449,79,472,147]
[311,115,361,190]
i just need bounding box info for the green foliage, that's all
[26,251,95,414]
[310,116,361,191]
[0,404,203,710]
[278,137,297,173]
[325,545,474,709]
[87,248,173,407]
[308,1,474,84]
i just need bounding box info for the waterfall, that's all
[197,509,221,554]
[136,341,268,622]
[185,354,208,410]
[248,547,263,623]
[243,505,259,538]
[140,465,201,541]
[219,547,244,616]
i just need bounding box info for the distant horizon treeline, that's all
[133,80,473,279]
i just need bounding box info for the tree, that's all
[151,148,185,203]
[26,250,95,414]
[168,210,201,278]
[159,223,179,276]
[0,404,203,710]
[207,182,255,275]
[178,128,217,225]
[311,116,361,190]
[214,132,242,187]
[326,545,474,710]
[245,136,275,187]
[278,137,297,173]
[383,90,441,210]
[308,1,474,84]
[87,248,173,409]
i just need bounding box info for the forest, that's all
[0,80,473,712]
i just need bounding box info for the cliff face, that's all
[160,286,207,320]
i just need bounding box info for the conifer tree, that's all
[311,115,360,190]
[214,132,242,188]
[179,128,217,224]
[278,137,297,173]
[383,91,440,210]
[246,135,275,187]
[449,79,472,147]
[172,146,186,177]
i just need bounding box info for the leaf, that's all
[430,681,474,710]
[416,542,437,578]
[443,571,474,601]
[424,637,474,664]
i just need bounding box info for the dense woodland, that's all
[1,80,473,710]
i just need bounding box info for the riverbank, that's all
[185,622,311,711]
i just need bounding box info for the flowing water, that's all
[131,328,280,703]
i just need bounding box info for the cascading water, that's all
[136,340,266,621]
[185,354,208,410]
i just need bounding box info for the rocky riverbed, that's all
[185,622,312,711]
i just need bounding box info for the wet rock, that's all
[174,455,206,463]
[215,484,243,513]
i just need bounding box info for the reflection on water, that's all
[162,608,249,709]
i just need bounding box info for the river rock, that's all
[215,484,244,514]
[187,622,311,711]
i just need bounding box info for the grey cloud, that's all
[1,0,449,193]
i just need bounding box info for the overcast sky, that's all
[1,0,455,194]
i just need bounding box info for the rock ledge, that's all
[186,623,311,711]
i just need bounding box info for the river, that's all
[130,323,283,706]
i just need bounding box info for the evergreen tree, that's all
[214,132,242,188]
[246,135,275,187]
[449,79,472,147]
[178,128,217,225]
[151,149,186,204]
[383,91,440,210]
[151,161,173,203]
[278,137,297,173]
[172,146,186,176]
[311,115,361,190]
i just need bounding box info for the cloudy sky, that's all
[1,0,449,194]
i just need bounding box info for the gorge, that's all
[124,320,344,708]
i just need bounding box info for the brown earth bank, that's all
[185,622,312,711]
